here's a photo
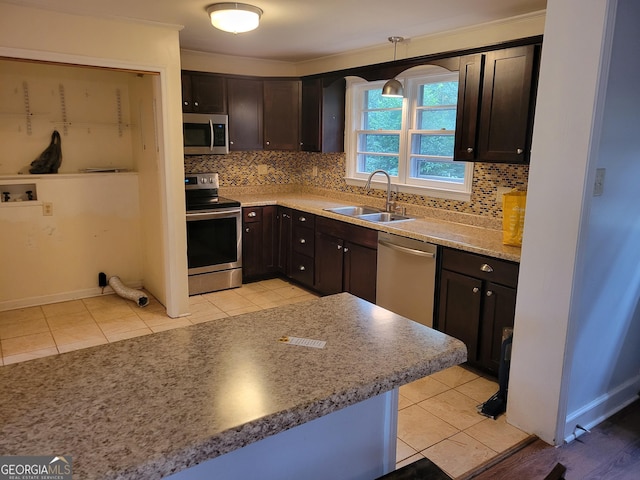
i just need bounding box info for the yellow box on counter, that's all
[502,190,527,246]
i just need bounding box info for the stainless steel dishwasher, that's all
[376,232,437,328]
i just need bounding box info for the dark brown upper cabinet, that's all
[454,44,540,164]
[300,77,345,153]
[181,72,227,114]
[263,79,301,151]
[227,77,264,151]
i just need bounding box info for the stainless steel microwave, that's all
[183,113,229,155]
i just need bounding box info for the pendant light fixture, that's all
[206,3,263,34]
[381,36,405,98]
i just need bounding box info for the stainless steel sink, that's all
[356,212,414,223]
[324,205,382,216]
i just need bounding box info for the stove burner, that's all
[185,173,240,212]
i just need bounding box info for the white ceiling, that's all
[4,0,547,62]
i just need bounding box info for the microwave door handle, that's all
[209,119,214,152]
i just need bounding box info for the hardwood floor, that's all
[463,399,640,480]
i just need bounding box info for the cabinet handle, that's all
[486,290,494,297]
[245,227,250,233]
[266,141,270,146]
[472,287,479,293]
[516,148,524,154]
[337,245,342,250]
[480,263,494,273]
[344,247,349,253]
[283,213,291,219]
[230,140,234,145]
[183,101,189,106]
[194,101,199,107]
[299,238,306,244]
[299,265,306,271]
[299,216,306,222]
[466,147,474,153]
[247,211,257,217]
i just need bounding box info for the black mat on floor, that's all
[376,457,452,480]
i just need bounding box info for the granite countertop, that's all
[230,192,521,262]
[0,293,467,479]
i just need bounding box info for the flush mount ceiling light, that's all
[381,36,404,98]
[206,3,263,34]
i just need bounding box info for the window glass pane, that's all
[419,82,459,106]
[366,89,403,109]
[359,133,400,153]
[364,110,402,130]
[417,108,457,130]
[411,134,454,157]
[410,158,465,183]
[358,154,399,176]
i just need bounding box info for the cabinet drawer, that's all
[243,207,263,223]
[293,210,314,227]
[293,225,314,256]
[441,248,519,288]
[290,251,314,287]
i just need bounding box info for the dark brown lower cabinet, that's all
[275,207,315,289]
[437,247,519,375]
[242,206,278,281]
[314,217,377,303]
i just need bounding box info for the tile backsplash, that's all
[185,151,528,220]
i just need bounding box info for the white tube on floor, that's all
[108,276,148,307]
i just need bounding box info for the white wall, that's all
[562,0,640,441]
[0,174,142,310]
[0,3,190,317]
[508,0,640,445]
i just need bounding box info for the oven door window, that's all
[187,216,238,269]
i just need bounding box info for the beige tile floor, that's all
[0,278,528,476]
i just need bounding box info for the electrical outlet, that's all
[257,164,268,175]
[594,168,605,196]
[43,202,53,216]
[496,186,512,205]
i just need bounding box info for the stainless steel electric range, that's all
[185,173,242,295]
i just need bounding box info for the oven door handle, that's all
[186,209,240,221]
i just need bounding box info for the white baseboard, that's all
[0,281,144,312]
[563,374,640,443]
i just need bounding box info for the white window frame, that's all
[344,66,473,202]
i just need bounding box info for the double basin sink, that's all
[324,205,414,223]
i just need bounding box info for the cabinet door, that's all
[227,78,264,151]
[343,241,377,303]
[300,78,321,152]
[277,207,292,274]
[477,45,537,163]
[242,217,263,280]
[479,282,517,374]
[454,54,484,161]
[314,232,344,296]
[190,74,227,114]
[262,205,278,274]
[437,269,482,363]
[181,73,195,113]
[300,77,345,153]
[264,80,301,151]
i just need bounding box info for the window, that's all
[345,67,473,201]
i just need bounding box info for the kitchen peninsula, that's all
[0,293,466,479]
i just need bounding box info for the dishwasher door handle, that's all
[378,239,436,258]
